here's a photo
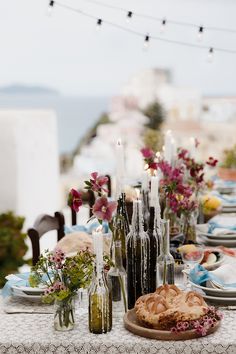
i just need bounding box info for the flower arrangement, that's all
[29,248,94,304]
[68,172,117,227]
[170,306,223,337]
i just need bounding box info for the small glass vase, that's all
[181,211,197,244]
[54,297,75,331]
[163,204,180,237]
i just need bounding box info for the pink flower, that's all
[90,172,108,193]
[92,197,117,222]
[206,157,218,167]
[141,147,155,160]
[68,189,83,212]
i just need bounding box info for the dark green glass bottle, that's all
[127,199,150,309]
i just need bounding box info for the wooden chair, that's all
[28,211,65,266]
[71,175,112,226]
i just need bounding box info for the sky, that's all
[0,0,236,96]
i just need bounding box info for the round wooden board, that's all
[123,309,220,341]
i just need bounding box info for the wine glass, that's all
[180,246,204,289]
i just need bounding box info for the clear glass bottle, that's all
[54,297,75,331]
[108,240,127,317]
[156,219,175,285]
[88,234,112,334]
[181,211,197,244]
[163,202,180,237]
[127,199,150,309]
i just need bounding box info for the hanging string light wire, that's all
[74,0,236,35]
[53,1,236,55]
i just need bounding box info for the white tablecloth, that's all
[0,297,236,354]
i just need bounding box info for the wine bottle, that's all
[141,171,150,232]
[89,232,112,334]
[156,219,175,285]
[147,176,161,292]
[119,192,130,236]
[108,240,127,316]
[112,212,127,269]
[127,199,150,309]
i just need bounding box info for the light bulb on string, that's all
[207,47,214,62]
[126,11,133,23]
[160,19,166,34]
[143,34,150,50]
[47,0,54,16]
[197,26,204,41]
[96,18,103,31]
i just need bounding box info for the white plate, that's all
[11,285,44,295]
[190,281,236,297]
[200,232,236,240]
[202,294,236,304]
[198,235,236,247]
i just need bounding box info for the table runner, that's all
[0,299,236,354]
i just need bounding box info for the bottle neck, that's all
[112,240,124,270]
[160,220,170,255]
[131,199,144,234]
[148,206,155,232]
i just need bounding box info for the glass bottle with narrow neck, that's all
[112,194,130,269]
[88,235,112,334]
[108,240,127,317]
[156,219,175,286]
[141,189,150,232]
[127,199,150,309]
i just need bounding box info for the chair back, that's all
[28,211,65,265]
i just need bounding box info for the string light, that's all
[197,26,204,41]
[126,11,133,23]
[96,18,103,30]
[143,34,150,50]
[48,0,54,15]
[76,0,236,36]
[160,19,166,34]
[207,47,214,62]
[50,1,236,56]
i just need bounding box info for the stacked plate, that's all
[11,285,44,300]
[190,281,236,305]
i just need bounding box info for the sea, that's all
[0,94,110,154]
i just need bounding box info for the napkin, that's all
[208,216,236,235]
[190,264,236,289]
[2,273,30,298]
[64,220,109,234]
[211,191,236,205]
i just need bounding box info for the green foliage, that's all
[221,144,236,168]
[143,101,165,130]
[0,211,28,288]
[143,128,164,152]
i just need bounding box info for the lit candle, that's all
[93,228,103,271]
[164,130,172,164]
[171,138,177,166]
[116,139,125,198]
[141,170,149,192]
[189,137,196,158]
[150,175,159,207]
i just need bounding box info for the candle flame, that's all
[117,138,122,146]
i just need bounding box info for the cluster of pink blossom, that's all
[170,306,223,336]
[49,249,65,269]
[44,281,66,296]
[68,188,83,212]
[157,160,197,214]
[140,148,158,170]
[87,172,108,194]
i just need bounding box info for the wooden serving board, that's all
[123,309,220,341]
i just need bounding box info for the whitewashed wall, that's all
[0,110,60,254]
